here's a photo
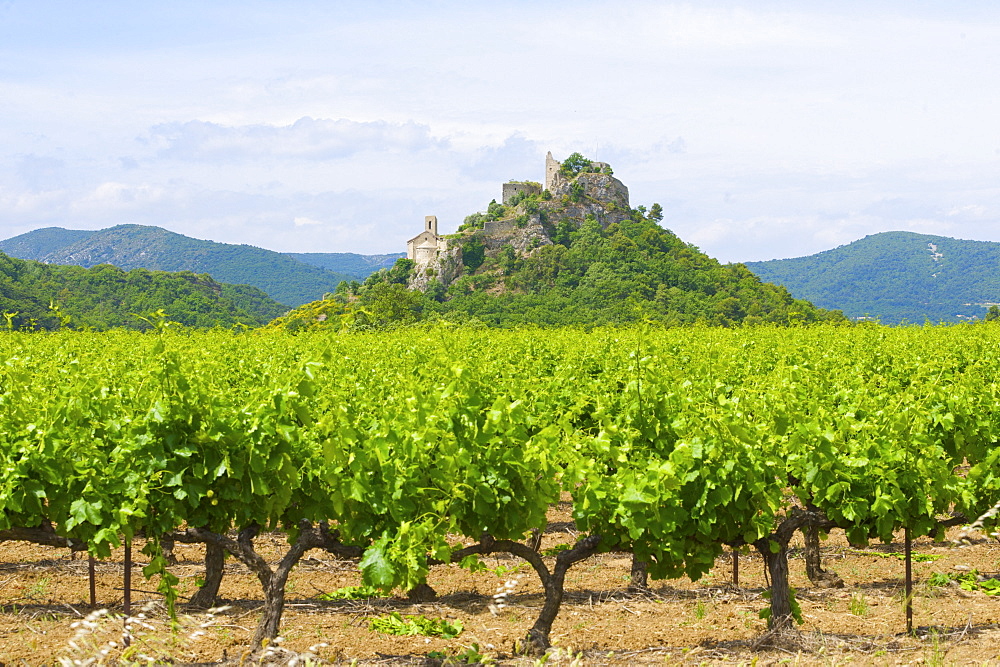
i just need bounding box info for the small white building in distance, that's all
[407,215,446,264]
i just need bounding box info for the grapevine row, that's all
[0,324,998,656]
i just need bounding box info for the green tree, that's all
[498,244,518,274]
[462,239,486,272]
[486,199,506,221]
[552,219,576,247]
[386,258,415,285]
[460,212,488,231]
[559,152,592,178]
[358,282,425,327]
[425,279,446,303]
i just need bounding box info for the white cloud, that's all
[947,204,990,220]
[293,216,322,227]
[144,117,446,162]
[74,181,166,212]
[16,154,66,191]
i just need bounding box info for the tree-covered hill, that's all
[0,225,356,307]
[0,252,284,329]
[271,153,844,330]
[744,231,1000,322]
[434,214,839,327]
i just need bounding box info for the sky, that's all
[3,1,1000,263]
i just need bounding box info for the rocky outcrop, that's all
[543,172,631,228]
[409,241,462,291]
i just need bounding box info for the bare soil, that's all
[1,504,999,665]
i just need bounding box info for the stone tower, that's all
[544,151,560,191]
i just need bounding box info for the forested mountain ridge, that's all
[287,251,404,277]
[0,225,366,307]
[744,231,1000,322]
[0,251,284,329]
[270,152,845,330]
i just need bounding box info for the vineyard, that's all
[1,323,1000,663]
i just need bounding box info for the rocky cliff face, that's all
[479,220,551,255]
[409,242,463,291]
[544,171,631,228]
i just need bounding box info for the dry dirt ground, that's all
[1,503,999,665]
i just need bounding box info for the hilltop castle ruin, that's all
[406,151,629,288]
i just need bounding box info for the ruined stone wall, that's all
[478,217,552,255]
[483,219,516,235]
[501,182,542,205]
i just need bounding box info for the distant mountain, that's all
[0,227,94,258]
[0,225,364,307]
[0,251,283,329]
[744,231,1000,322]
[288,252,405,279]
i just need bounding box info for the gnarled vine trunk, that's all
[159,533,178,565]
[463,534,601,655]
[757,539,794,629]
[755,509,834,631]
[0,522,85,550]
[188,540,225,608]
[528,536,600,652]
[628,555,649,593]
[803,525,843,588]
[180,521,363,653]
[526,528,543,552]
